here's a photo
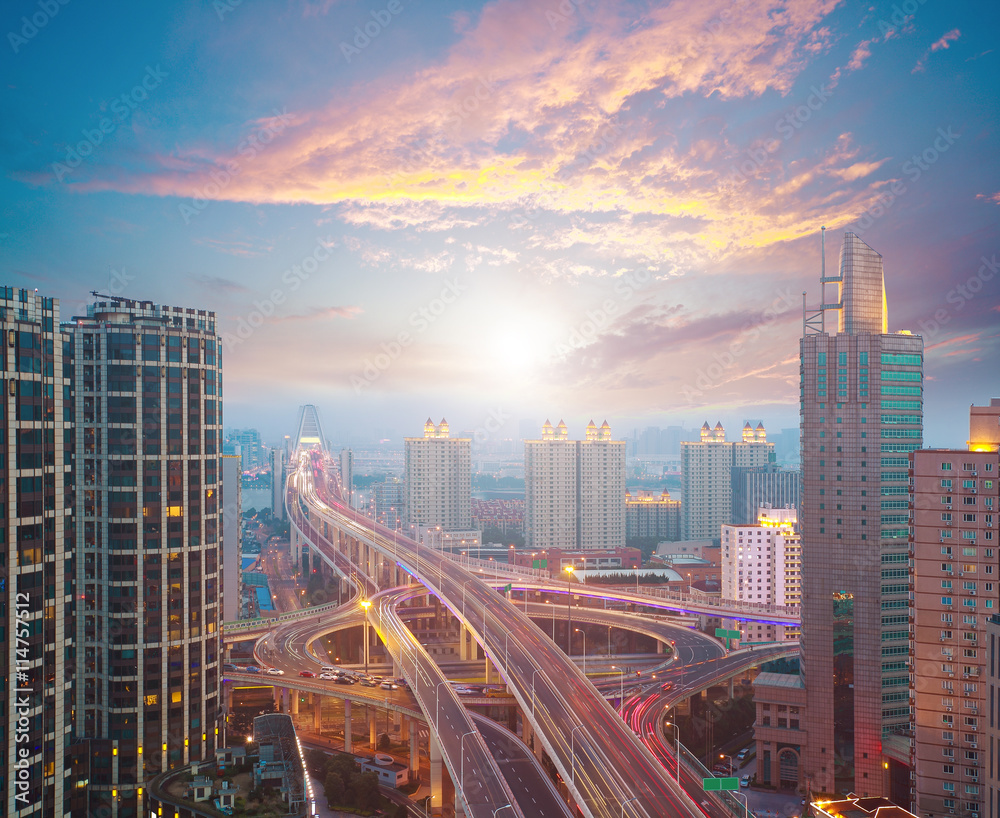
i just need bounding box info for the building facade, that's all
[911,400,1000,818]
[404,419,472,536]
[797,232,923,796]
[270,447,285,520]
[680,421,773,541]
[625,489,681,540]
[221,455,242,624]
[72,298,223,817]
[1,288,77,817]
[720,506,801,643]
[524,420,626,551]
[731,463,801,526]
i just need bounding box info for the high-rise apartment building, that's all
[271,447,285,520]
[680,421,773,541]
[911,400,999,818]
[721,506,801,643]
[625,489,681,540]
[339,448,354,507]
[72,298,223,817]
[524,420,626,550]
[1,288,77,817]
[372,479,404,530]
[404,419,472,535]
[796,231,923,796]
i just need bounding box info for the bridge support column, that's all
[344,699,353,753]
[729,678,735,698]
[401,715,409,741]
[459,623,468,661]
[290,690,299,716]
[313,696,323,731]
[280,687,289,714]
[409,720,419,779]
[657,640,665,654]
[369,707,377,750]
[484,654,492,685]
[430,732,443,814]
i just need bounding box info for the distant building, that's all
[731,463,800,526]
[404,419,473,546]
[720,506,800,643]
[510,546,640,577]
[271,447,285,520]
[524,420,626,551]
[222,455,244,623]
[339,447,354,506]
[471,498,524,535]
[680,421,773,541]
[625,489,681,540]
[372,479,404,530]
[910,399,999,818]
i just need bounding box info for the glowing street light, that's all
[564,565,575,656]
[359,599,372,674]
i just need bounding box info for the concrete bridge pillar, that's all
[430,731,443,814]
[344,699,353,753]
[409,719,420,778]
[369,707,378,750]
[401,715,410,741]
[459,623,468,661]
[313,696,323,731]
[280,687,289,714]
[290,690,299,716]
[485,654,492,685]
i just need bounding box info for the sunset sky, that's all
[2,0,998,447]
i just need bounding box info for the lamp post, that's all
[611,666,625,717]
[575,628,587,674]
[719,753,734,776]
[564,565,575,656]
[570,725,585,783]
[734,791,749,818]
[459,730,476,805]
[359,599,372,674]
[664,720,681,783]
[621,796,639,818]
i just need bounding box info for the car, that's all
[359,678,378,687]
[660,682,674,692]
[740,776,750,788]
[334,676,355,685]
[380,681,399,690]
[485,687,509,698]
[244,666,261,674]
[299,670,316,678]
[737,748,749,761]
[223,663,238,672]
[321,666,337,673]
[319,673,337,680]
[453,686,476,695]
[266,668,285,676]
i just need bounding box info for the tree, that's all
[324,770,345,806]
[305,748,328,775]
[354,771,380,810]
[378,732,391,751]
[393,804,409,818]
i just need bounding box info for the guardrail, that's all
[222,600,343,634]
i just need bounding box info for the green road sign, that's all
[503,583,512,593]
[703,777,739,791]
[715,627,740,639]
[532,559,548,569]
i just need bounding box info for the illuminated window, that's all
[167,506,183,517]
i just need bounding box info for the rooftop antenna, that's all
[89,290,130,303]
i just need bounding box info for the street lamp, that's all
[359,599,372,674]
[564,565,575,656]
[459,730,476,805]
[621,796,639,818]
[575,628,587,674]
[663,720,681,783]
[719,753,734,776]
[734,790,749,818]
[570,724,585,783]
[611,666,625,717]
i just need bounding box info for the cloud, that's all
[847,39,873,71]
[193,237,274,257]
[975,191,1000,205]
[190,274,252,294]
[913,28,961,73]
[272,305,363,322]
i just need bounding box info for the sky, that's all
[2,0,998,449]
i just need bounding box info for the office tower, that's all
[372,479,404,530]
[731,464,801,525]
[271,447,285,520]
[680,421,773,541]
[1,288,75,817]
[911,400,999,817]
[625,489,681,540]
[404,419,472,538]
[797,231,923,796]
[221,455,242,623]
[339,448,354,507]
[524,420,626,550]
[294,404,326,451]
[720,506,801,642]
[72,298,223,817]
[578,421,626,549]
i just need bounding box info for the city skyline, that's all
[2,1,998,446]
